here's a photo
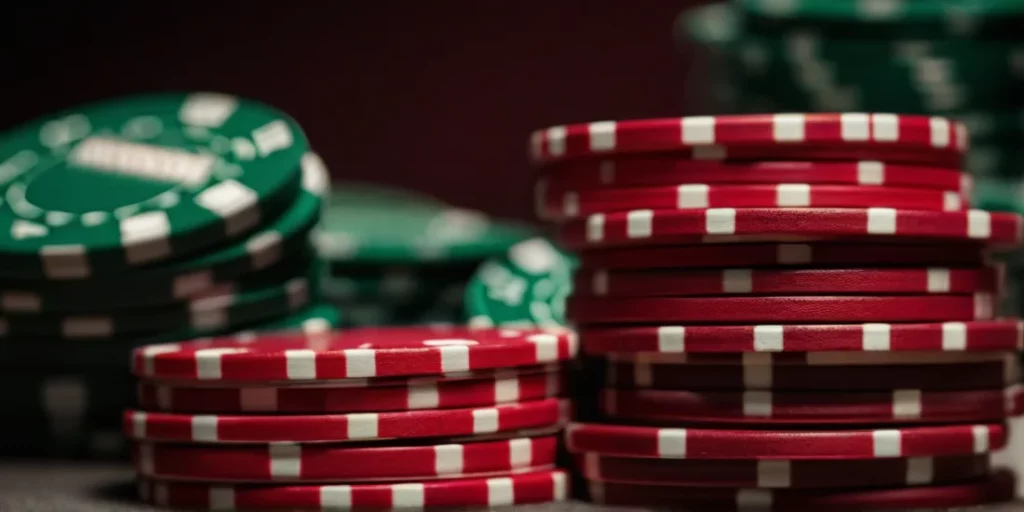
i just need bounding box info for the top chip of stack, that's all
[527,112,1023,510]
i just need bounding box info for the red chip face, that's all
[538,159,970,192]
[133,434,559,482]
[138,469,569,509]
[132,326,577,382]
[587,471,1014,510]
[530,114,968,162]
[557,208,1022,249]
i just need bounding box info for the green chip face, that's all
[465,237,576,328]
[0,92,309,279]
[314,183,534,263]
[739,0,1024,21]
[0,152,328,312]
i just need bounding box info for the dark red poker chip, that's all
[538,158,970,192]
[567,294,995,324]
[138,469,569,509]
[558,208,1022,249]
[540,184,965,220]
[132,326,577,382]
[577,321,1022,354]
[579,452,991,488]
[600,387,1023,425]
[530,114,967,162]
[565,421,1006,459]
[573,266,1000,297]
[576,242,990,269]
[607,359,1018,391]
[133,434,558,483]
[587,470,1015,510]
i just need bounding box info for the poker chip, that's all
[529,114,968,163]
[315,183,532,327]
[0,92,308,279]
[123,398,567,443]
[539,158,972,192]
[603,350,1013,366]
[588,470,1016,511]
[133,434,558,482]
[464,237,577,329]
[574,266,1001,297]
[579,453,992,489]
[578,242,991,269]
[558,208,1022,249]
[131,326,577,382]
[540,184,967,220]
[565,422,1005,459]
[136,370,565,413]
[568,293,995,324]
[608,358,1019,391]
[601,386,1024,425]
[1,276,313,339]
[579,321,1023,354]
[138,469,569,510]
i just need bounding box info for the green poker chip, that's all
[314,184,534,263]
[739,0,1024,38]
[675,1,741,48]
[0,92,309,279]
[739,0,1024,21]
[465,237,575,328]
[0,274,312,339]
[0,153,327,312]
[0,300,341,367]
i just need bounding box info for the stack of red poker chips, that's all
[124,326,576,510]
[531,113,1024,510]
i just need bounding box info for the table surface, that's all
[2,461,1024,512]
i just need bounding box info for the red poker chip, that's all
[608,359,1019,392]
[574,266,1000,297]
[579,453,992,489]
[538,158,971,192]
[139,469,569,509]
[123,397,567,443]
[576,242,989,269]
[133,434,558,483]
[601,387,1023,425]
[578,321,1023,354]
[603,351,1012,366]
[142,363,563,390]
[136,370,565,413]
[539,184,966,220]
[564,421,1006,459]
[587,471,1015,511]
[132,326,577,382]
[558,208,1023,249]
[567,294,995,324]
[536,145,964,168]
[529,114,967,162]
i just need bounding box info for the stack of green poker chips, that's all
[0,93,343,459]
[314,183,535,327]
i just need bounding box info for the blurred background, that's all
[6,1,707,221]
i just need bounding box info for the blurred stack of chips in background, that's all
[0,92,340,459]
[315,184,535,327]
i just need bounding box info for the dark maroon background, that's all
[7,1,709,220]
